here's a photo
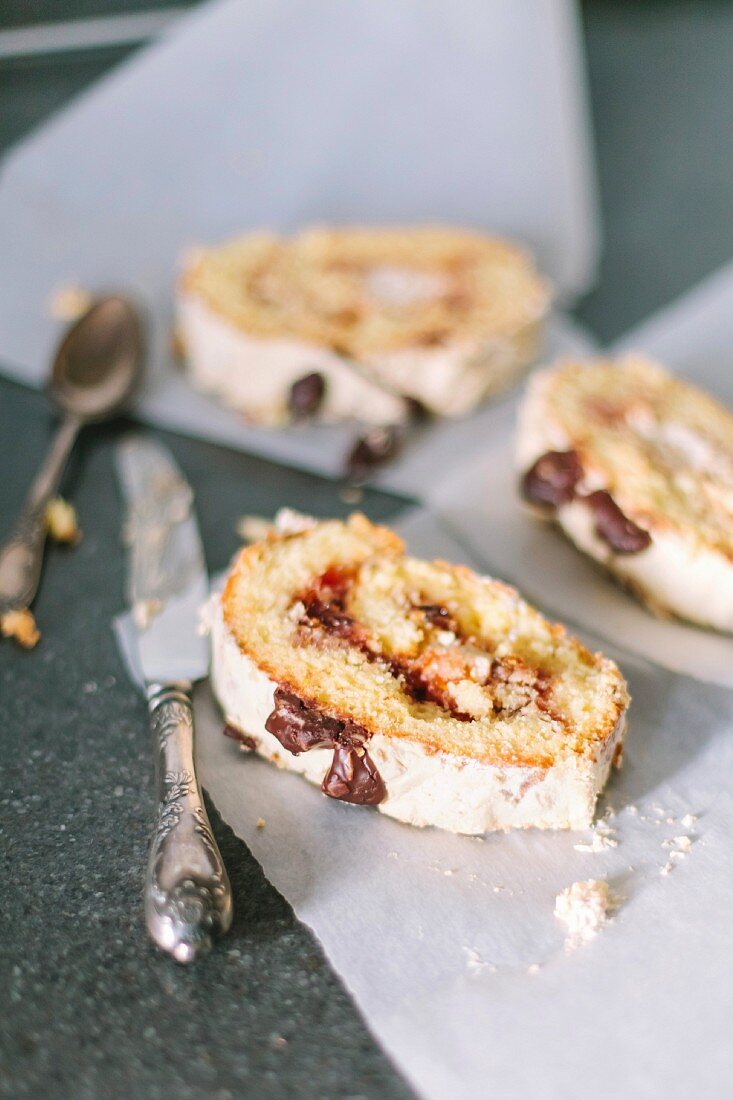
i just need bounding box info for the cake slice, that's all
[177,226,550,427]
[209,513,628,834]
[517,355,733,632]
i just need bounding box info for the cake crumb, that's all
[339,486,363,505]
[236,509,315,544]
[573,819,618,853]
[45,497,81,544]
[48,283,93,321]
[236,515,275,544]
[133,598,164,631]
[680,813,697,830]
[256,818,265,829]
[554,879,616,947]
[660,834,693,871]
[527,963,541,975]
[463,947,496,975]
[1,608,41,648]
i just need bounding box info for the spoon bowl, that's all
[51,296,144,423]
[0,295,145,615]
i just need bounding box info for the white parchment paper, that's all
[611,259,733,407]
[115,516,733,1099]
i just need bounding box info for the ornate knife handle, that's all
[145,682,233,962]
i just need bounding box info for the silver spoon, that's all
[0,296,145,615]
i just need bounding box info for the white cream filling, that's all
[363,265,449,307]
[365,336,531,418]
[558,499,733,630]
[177,293,405,426]
[209,597,625,835]
[178,290,540,425]
[517,368,733,632]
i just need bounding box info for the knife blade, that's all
[117,435,209,683]
[116,435,232,962]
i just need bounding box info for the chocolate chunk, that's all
[302,596,358,638]
[393,660,429,705]
[298,567,363,641]
[322,743,386,805]
[265,688,386,804]
[404,397,432,423]
[585,490,652,554]
[417,603,452,628]
[223,723,257,751]
[265,688,343,754]
[521,450,583,507]
[345,425,403,483]
[288,372,326,419]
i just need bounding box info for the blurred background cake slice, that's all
[517,354,733,632]
[177,226,550,427]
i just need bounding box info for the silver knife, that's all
[116,435,232,962]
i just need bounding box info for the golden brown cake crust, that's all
[180,225,550,359]
[530,356,733,561]
[221,515,628,769]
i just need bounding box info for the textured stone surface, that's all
[3,4,733,1094]
[0,378,413,1100]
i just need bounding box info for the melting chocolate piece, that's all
[265,688,343,754]
[385,656,473,720]
[345,425,403,483]
[417,603,452,628]
[264,687,386,805]
[223,723,257,751]
[322,743,386,805]
[302,596,358,639]
[404,397,432,423]
[288,372,326,419]
[392,660,430,705]
[298,566,363,641]
[521,450,583,507]
[585,490,652,554]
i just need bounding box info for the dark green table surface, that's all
[3,4,733,1097]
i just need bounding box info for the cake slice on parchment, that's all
[177,226,550,428]
[517,354,733,632]
[208,513,628,835]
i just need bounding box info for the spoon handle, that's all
[0,415,80,613]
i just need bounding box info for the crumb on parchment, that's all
[45,498,82,544]
[133,598,164,631]
[256,818,265,829]
[48,284,93,322]
[1,608,41,648]
[554,879,617,948]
